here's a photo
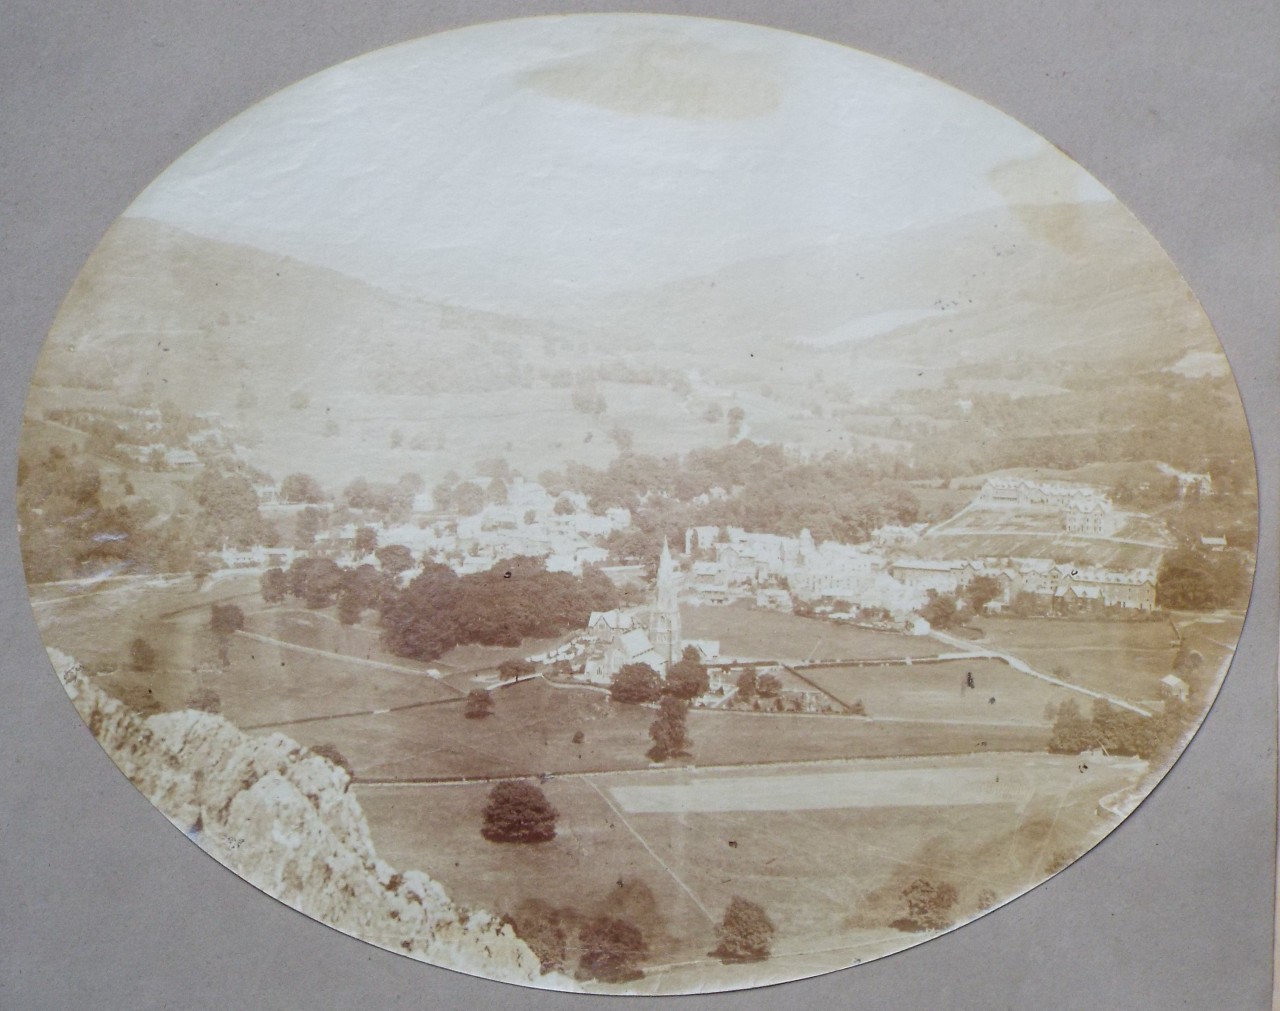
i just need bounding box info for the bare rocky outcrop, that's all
[52,650,572,990]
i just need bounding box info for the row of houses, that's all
[891,557,1158,611]
[978,477,1121,536]
[681,523,1159,615]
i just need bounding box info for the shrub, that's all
[464,689,494,719]
[576,916,646,983]
[713,896,776,962]
[891,878,958,932]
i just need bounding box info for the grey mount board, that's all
[2,1,1276,1009]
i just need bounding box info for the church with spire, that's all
[648,537,682,670]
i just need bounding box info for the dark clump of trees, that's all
[962,575,1002,615]
[664,648,709,701]
[891,878,958,932]
[919,590,961,630]
[504,902,649,983]
[647,696,690,762]
[576,916,647,984]
[286,555,344,609]
[1156,547,1252,611]
[755,673,782,698]
[1047,697,1187,761]
[259,566,287,604]
[481,780,558,843]
[504,899,575,975]
[380,556,619,662]
[464,689,494,719]
[611,663,662,704]
[712,896,776,962]
[279,472,325,504]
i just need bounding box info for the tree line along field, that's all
[252,676,1055,784]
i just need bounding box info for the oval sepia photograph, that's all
[16,14,1259,995]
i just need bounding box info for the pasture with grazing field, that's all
[974,616,1178,703]
[356,777,712,967]
[681,603,944,663]
[91,592,457,725]
[355,751,1144,985]
[797,657,1080,725]
[252,676,1053,784]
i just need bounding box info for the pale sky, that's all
[127,15,1113,316]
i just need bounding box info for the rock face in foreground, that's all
[53,651,569,990]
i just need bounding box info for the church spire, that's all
[650,536,682,670]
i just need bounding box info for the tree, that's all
[280,472,324,504]
[288,555,343,609]
[756,673,782,698]
[735,669,758,700]
[337,588,364,625]
[1047,699,1097,754]
[353,525,378,556]
[294,506,322,548]
[894,878,959,932]
[505,900,573,975]
[1173,645,1204,676]
[376,543,415,577]
[452,481,486,516]
[665,657,709,700]
[576,917,646,983]
[713,896,776,962]
[481,780,558,843]
[962,575,1002,615]
[611,663,662,704]
[464,688,494,719]
[191,556,213,589]
[129,637,157,672]
[648,695,689,761]
[919,590,960,629]
[1156,549,1218,610]
[210,603,245,636]
[259,566,287,604]
[498,658,536,683]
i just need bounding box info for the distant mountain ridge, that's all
[36,200,1220,419]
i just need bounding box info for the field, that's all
[915,529,1164,569]
[249,676,1053,782]
[33,567,1172,990]
[798,658,1079,725]
[356,750,1146,990]
[55,581,460,725]
[974,616,1179,703]
[682,603,944,663]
